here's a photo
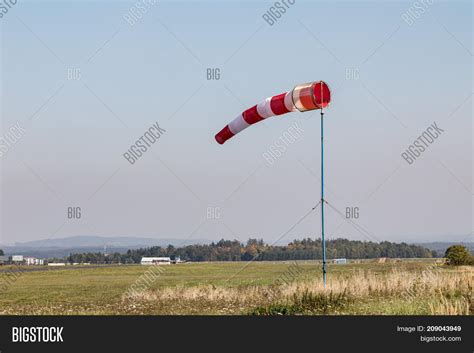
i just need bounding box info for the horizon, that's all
[2,234,473,248]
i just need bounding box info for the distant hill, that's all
[1,247,133,259]
[1,236,212,258]
[10,235,212,248]
[3,237,471,260]
[414,242,473,257]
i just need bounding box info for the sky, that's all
[0,0,472,245]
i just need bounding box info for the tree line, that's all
[64,238,437,264]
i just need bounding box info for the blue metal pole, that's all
[321,110,327,287]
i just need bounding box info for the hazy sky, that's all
[1,0,472,245]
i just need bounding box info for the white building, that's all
[141,257,171,265]
[11,255,24,262]
[24,257,35,265]
[24,257,44,266]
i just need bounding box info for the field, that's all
[0,260,472,315]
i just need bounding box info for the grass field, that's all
[0,260,472,315]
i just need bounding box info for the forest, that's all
[64,238,436,264]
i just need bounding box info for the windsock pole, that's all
[214,80,332,287]
[320,108,327,287]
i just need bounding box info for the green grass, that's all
[0,260,471,315]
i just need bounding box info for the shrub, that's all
[250,289,350,315]
[444,245,472,266]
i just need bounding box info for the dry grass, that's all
[123,266,473,315]
[429,294,471,315]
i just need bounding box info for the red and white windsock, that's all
[215,81,331,144]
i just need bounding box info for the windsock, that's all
[215,81,331,144]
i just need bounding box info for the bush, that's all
[250,289,350,315]
[444,245,472,266]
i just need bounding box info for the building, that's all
[11,255,24,263]
[141,257,171,265]
[24,257,44,266]
[333,258,347,264]
[0,255,8,265]
[8,255,45,266]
